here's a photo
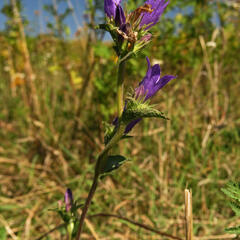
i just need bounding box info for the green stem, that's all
[75,149,108,240]
[75,173,99,240]
[66,222,73,240]
[117,61,126,117]
[75,111,126,240]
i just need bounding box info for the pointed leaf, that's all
[122,97,168,123]
[103,121,116,145]
[101,155,127,174]
[229,201,240,216]
[225,226,240,234]
[121,135,133,140]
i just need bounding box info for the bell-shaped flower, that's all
[124,57,175,133]
[135,57,175,101]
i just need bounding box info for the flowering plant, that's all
[53,189,80,239]
[59,1,175,239]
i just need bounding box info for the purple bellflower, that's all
[139,0,169,30]
[104,0,169,46]
[135,57,175,101]
[104,0,122,19]
[124,57,176,133]
[64,188,74,212]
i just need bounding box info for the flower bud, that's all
[64,188,74,212]
[115,5,126,27]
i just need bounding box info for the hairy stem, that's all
[75,173,98,240]
[117,61,126,117]
[75,114,126,239]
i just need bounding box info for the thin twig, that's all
[89,213,183,240]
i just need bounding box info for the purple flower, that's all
[124,118,142,134]
[64,188,74,212]
[104,0,122,19]
[124,57,175,133]
[140,0,169,30]
[115,5,126,26]
[135,57,175,101]
[104,0,169,46]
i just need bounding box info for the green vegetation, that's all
[0,0,240,239]
[222,182,240,234]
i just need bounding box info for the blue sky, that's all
[0,1,220,37]
[0,0,85,36]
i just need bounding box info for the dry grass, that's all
[0,1,240,239]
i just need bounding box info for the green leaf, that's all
[0,227,7,240]
[0,204,21,211]
[122,97,169,123]
[222,181,240,234]
[101,155,127,174]
[103,121,116,145]
[229,201,240,216]
[97,23,116,33]
[225,226,240,234]
[221,182,240,201]
[121,135,133,140]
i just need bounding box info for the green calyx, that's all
[97,23,151,60]
[122,97,169,124]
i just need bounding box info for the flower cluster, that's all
[101,0,176,141]
[104,0,169,31]
[103,0,169,57]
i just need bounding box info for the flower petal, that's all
[156,75,176,88]
[138,57,152,86]
[144,63,161,100]
[125,118,142,134]
[146,56,152,76]
[140,0,169,29]
[135,57,176,101]
[104,0,122,18]
[115,5,126,26]
[150,75,176,99]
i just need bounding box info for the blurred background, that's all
[0,0,240,239]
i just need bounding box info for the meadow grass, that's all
[0,1,240,239]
